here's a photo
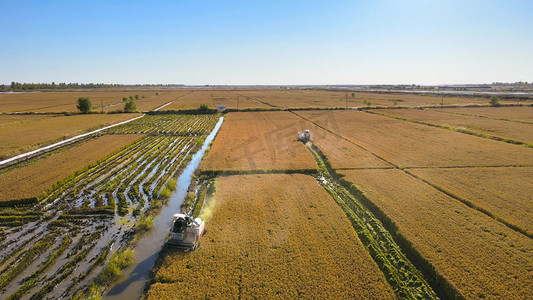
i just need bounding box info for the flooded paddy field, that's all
[0,113,220,299]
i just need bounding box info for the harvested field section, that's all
[339,169,533,299]
[373,108,533,144]
[297,110,533,167]
[440,106,533,123]
[0,134,142,202]
[409,167,533,235]
[0,113,140,159]
[148,174,395,299]
[163,90,269,110]
[201,112,315,171]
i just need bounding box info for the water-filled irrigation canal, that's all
[104,116,224,300]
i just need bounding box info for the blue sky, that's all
[1,0,532,85]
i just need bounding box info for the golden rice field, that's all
[1,89,532,299]
[338,169,533,299]
[289,106,533,298]
[409,166,533,235]
[202,110,390,169]
[0,134,142,202]
[147,174,395,299]
[0,113,141,159]
[301,116,392,169]
[296,110,533,168]
[439,106,533,122]
[201,111,316,171]
[236,89,529,108]
[134,90,192,111]
[372,108,533,144]
[163,89,270,110]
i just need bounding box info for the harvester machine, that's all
[167,213,205,251]
[298,129,311,143]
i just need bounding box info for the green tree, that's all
[135,94,140,100]
[77,97,92,113]
[124,99,137,112]
[199,104,209,111]
[489,95,500,106]
[122,97,128,102]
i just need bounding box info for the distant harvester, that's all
[298,129,311,143]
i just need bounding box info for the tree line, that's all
[77,96,138,114]
[4,82,120,91]
[1,82,186,92]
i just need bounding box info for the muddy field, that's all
[0,113,218,299]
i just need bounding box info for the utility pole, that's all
[100,97,104,113]
[441,96,444,109]
[237,96,239,110]
[345,92,348,109]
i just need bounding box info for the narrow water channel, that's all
[104,116,224,300]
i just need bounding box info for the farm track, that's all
[291,110,532,239]
[0,114,219,299]
[0,114,145,169]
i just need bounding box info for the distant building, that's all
[216,105,226,111]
